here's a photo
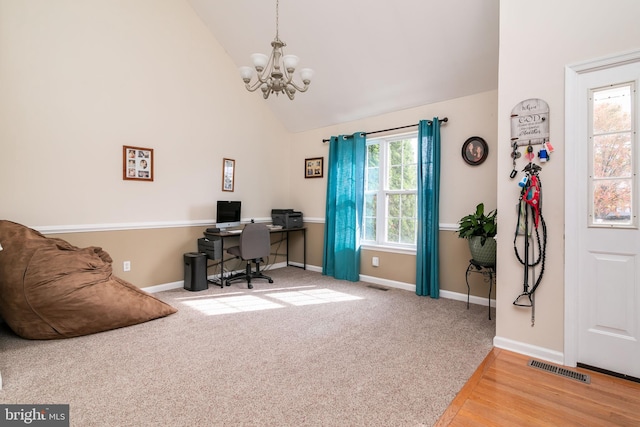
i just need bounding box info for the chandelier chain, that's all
[275,0,279,40]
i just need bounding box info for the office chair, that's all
[225,223,274,289]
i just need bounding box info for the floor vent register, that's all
[528,359,591,384]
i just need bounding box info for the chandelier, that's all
[239,0,313,100]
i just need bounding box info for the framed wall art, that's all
[222,158,235,192]
[123,146,154,181]
[305,157,323,178]
[461,136,489,166]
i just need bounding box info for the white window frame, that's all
[363,131,418,250]
[587,81,637,229]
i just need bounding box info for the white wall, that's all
[496,0,640,357]
[0,0,291,228]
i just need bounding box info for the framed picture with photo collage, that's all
[305,157,323,178]
[123,146,154,181]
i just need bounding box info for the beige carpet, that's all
[0,267,495,426]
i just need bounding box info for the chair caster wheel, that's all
[268,279,274,283]
[248,283,253,289]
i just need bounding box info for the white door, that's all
[574,60,640,378]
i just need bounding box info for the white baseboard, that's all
[358,274,496,308]
[143,281,183,293]
[493,336,564,365]
[358,274,416,292]
[439,289,495,307]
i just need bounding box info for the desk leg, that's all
[215,236,231,287]
[223,237,226,284]
[285,231,290,267]
[219,236,231,286]
[289,229,306,269]
[280,228,306,270]
[206,237,225,288]
[207,260,224,288]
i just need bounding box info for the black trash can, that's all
[184,252,208,291]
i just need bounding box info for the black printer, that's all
[271,209,303,229]
[197,236,221,260]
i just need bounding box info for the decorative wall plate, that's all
[461,136,488,165]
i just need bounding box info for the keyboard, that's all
[226,229,242,234]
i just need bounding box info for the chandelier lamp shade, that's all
[239,0,313,100]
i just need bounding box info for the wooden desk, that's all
[204,227,306,287]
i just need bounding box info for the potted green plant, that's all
[457,202,497,266]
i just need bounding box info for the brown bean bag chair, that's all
[0,220,176,339]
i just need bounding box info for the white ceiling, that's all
[187,0,499,133]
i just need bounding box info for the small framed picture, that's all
[461,136,489,166]
[222,158,235,192]
[305,157,324,178]
[123,146,154,181]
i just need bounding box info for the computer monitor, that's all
[216,201,241,230]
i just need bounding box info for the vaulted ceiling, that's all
[188,0,499,133]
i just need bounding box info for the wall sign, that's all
[510,98,549,146]
[509,98,553,178]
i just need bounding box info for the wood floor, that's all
[435,348,640,426]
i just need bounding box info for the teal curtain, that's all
[416,119,441,297]
[322,132,366,281]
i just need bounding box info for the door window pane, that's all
[592,179,632,225]
[593,86,632,133]
[593,133,632,178]
[590,83,635,227]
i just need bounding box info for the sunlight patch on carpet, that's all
[178,286,363,315]
[181,295,284,315]
[266,289,363,306]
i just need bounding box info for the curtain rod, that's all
[322,117,448,143]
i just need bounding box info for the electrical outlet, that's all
[372,256,379,267]
[123,261,131,272]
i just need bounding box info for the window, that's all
[589,82,636,227]
[363,133,418,247]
